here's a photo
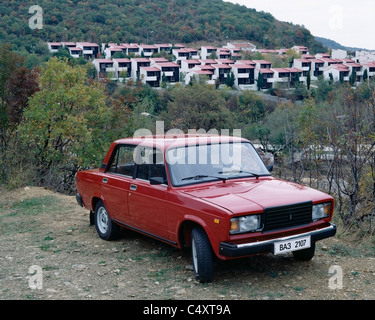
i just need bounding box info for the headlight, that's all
[312,202,331,221]
[230,215,261,235]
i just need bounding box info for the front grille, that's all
[263,201,313,232]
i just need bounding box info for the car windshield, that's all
[166,142,270,187]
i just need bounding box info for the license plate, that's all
[274,236,311,255]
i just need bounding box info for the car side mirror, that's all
[150,177,165,185]
[266,165,273,172]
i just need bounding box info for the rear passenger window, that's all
[136,147,167,184]
[107,145,136,177]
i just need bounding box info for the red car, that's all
[75,135,336,282]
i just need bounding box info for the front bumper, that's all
[219,224,336,258]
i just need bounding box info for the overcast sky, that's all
[224,0,375,50]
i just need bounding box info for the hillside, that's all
[1,0,326,55]
[315,36,371,53]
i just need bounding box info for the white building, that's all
[139,66,161,87]
[47,42,63,53]
[323,64,350,83]
[200,46,217,60]
[331,49,348,59]
[92,59,116,80]
[68,47,82,59]
[113,58,132,81]
[139,44,158,57]
[131,58,151,79]
[225,42,256,52]
[231,63,256,90]
[180,59,201,73]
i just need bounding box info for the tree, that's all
[0,44,39,182]
[225,71,235,88]
[306,69,311,90]
[239,91,265,123]
[349,71,356,86]
[18,58,112,192]
[363,69,368,82]
[329,73,334,84]
[257,72,263,91]
[326,85,375,228]
[162,82,234,132]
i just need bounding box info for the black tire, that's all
[293,242,316,261]
[191,227,214,283]
[94,200,120,241]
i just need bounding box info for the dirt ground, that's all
[1,186,374,301]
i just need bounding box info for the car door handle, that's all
[130,184,137,191]
[102,178,108,184]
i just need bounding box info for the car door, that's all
[127,146,170,240]
[101,144,136,224]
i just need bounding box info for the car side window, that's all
[136,147,167,184]
[107,145,136,177]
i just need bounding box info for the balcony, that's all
[146,76,158,81]
[142,51,154,57]
[163,71,174,77]
[237,73,250,78]
[83,50,94,55]
[274,78,289,83]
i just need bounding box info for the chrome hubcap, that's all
[97,207,109,234]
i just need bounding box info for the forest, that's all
[1,0,326,62]
[0,43,375,237]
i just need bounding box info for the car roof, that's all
[114,134,248,150]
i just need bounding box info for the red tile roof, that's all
[231,64,255,69]
[157,62,179,68]
[77,42,99,47]
[194,70,213,75]
[141,66,161,72]
[259,68,274,73]
[213,64,231,69]
[68,47,82,51]
[132,58,150,62]
[240,60,257,65]
[253,60,272,65]
[113,58,131,63]
[95,59,113,64]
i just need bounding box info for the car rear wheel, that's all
[191,227,214,283]
[293,242,315,261]
[94,200,119,240]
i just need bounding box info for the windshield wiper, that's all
[181,175,227,182]
[218,170,260,179]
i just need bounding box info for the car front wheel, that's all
[191,227,214,283]
[94,200,119,241]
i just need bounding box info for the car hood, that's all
[182,177,331,214]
